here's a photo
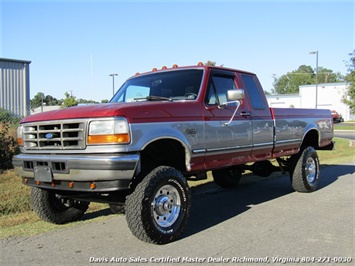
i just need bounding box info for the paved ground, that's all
[1,163,354,266]
[334,130,355,141]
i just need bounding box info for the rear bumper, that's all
[12,153,140,192]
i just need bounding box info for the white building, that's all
[267,94,300,108]
[31,105,61,115]
[266,82,351,121]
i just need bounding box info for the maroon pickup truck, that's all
[13,63,334,244]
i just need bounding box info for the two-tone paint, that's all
[12,65,334,192]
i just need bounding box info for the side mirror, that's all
[227,89,245,101]
[222,89,245,127]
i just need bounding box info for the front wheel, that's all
[291,147,320,192]
[125,166,190,244]
[31,187,89,224]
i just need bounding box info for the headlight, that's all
[88,119,130,144]
[17,125,23,146]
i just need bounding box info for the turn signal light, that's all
[90,182,97,190]
[88,134,130,144]
[23,178,28,184]
[18,138,23,146]
[69,181,74,188]
[36,181,40,185]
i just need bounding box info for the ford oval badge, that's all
[45,133,53,139]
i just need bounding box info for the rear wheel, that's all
[291,147,320,192]
[31,187,89,224]
[109,203,125,214]
[125,166,190,244]
[212,168,242,188]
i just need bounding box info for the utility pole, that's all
[109,74,118,96]
[309,51,318,109]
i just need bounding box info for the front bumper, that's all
[12,153,140,192]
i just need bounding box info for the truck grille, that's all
[23,120,86,150]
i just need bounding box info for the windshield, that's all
[110,69,204,103]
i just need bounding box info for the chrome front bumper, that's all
[12,153,140,192]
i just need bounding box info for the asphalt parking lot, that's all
[2,162,354,265]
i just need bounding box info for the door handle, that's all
[240,112,251,117]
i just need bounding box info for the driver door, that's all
[203,70,252,168]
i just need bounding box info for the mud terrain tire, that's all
[31,187,89,224]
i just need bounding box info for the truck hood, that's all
[22,104,125,123]
[21,102,200,123]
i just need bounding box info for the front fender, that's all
[129,122,203,171]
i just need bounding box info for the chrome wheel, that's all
[291,146,320,193]
[126,166,190,244]
[152,184,181,228]
[305,157,316,184]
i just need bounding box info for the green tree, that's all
[31,93,61,110]
[61,92,78,108]
[77,99,99,104]
[343,50,355,114]
[101,99,109,103]
[273,65,344,95]
[204,60,216,66]
[45,95,61,106]
[30,92,45,109]
[273,65,313,94]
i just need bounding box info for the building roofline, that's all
[0,57,31,64]
[266,94,300,98]
[299,82,348,88]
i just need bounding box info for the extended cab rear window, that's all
[241,74,265,109]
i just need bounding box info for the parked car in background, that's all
[332,110,344,123]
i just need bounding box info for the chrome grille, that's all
[23,120,86,150]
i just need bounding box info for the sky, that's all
[1,0,354,102]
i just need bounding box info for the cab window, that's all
[206,75,237,106]
[241,74,265,109]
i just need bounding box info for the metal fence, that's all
[0,107,23,127]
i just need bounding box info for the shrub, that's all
[0,122,20,172]
[0,108,21,172]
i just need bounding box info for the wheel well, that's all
[301,129,319,149]
[140,139,187,173]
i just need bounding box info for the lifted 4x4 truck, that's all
[13,63,334,244]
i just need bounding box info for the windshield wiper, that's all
[134,95,173,102]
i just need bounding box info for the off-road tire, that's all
[125,166,190,244]
[291,147,320,192]
[31,187,89,224]
[212,168,242,188]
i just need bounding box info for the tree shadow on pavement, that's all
[82,208,113,221]
[182,164,354,239]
